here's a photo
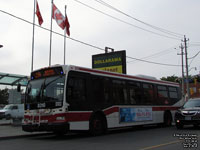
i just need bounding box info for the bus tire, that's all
[163,111,172,127]
[89,114,107,136]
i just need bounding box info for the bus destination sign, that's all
[31,67,64,80]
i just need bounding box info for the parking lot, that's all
[0,124,199,150]
[0,118,49,139]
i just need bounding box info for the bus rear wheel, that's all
[163,112,172,127]
[90,115,107,136]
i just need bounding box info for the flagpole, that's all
[64,5,67,65]
[49,0,53,66]
[31,0,36,72]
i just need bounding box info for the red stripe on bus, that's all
[66,112,91,122]
[104,107,119,115]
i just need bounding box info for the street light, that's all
[0,45,3,48]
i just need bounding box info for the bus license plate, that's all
[185,116,191,120]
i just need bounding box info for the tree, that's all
[0,88,9,104]
[160,75,199,83]
[160,75,180,82]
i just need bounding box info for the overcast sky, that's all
[0,0,200,79]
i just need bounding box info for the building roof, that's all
[0,72,28,86]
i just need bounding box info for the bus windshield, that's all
[25,75,65,109]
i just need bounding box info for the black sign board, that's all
[92,50,126,74]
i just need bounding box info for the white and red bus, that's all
[22,65,182,135]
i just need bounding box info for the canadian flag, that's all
[65,15,70,36]
[36,0,43,25]
[52,3,65,30]
[52,3,70,36]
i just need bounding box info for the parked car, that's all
[174,98,200,129]
[0,104,24,120]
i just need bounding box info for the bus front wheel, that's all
[90,114,107,136]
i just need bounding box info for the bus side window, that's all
[157,85,169,105]
[67,77,87,111]
[91,76,112,109]
[129,88,136,104]
[142,84,154,105]
[92,77,104,105]
[168,87,179,105]
[128,82,141,105]
[103,78,111,106]
[112,79,127,105]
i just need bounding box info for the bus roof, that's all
[32,64,179,87]
[65,65,180,87]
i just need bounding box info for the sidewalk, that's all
[0,119,49,139]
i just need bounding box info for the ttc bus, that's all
[22,65,182,135]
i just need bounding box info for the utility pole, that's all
[183,35,190,100]
[178,44,185,99]
[181,44,185,100]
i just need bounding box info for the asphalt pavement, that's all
[0,119,49,139]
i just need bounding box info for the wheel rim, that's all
[93,119,102,133]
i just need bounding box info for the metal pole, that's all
[180,44,185,99]
[64,5,67,65]
[49,0,53,66]
[31,0,36,71]
[184,35,190,99]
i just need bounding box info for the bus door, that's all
[66,71,91,111]
[90,76,112,110]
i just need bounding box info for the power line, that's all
[189,44,200,47]
[94,0,183,38]
[127,46,178,64]
[73,0,181,41]
[191,42,200,44]
[188,51,200,66]
[0,9,181,67]
[126,56,181,67]
[189,42,200,46]
[0,9,105,52]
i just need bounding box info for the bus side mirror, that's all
[17,84,21,92]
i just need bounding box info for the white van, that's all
[0,104,24,119]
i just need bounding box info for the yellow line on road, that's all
[140,140,182,150]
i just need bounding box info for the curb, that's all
[0,133,52,140]
[0,119,22,126]
[0,123,12,126]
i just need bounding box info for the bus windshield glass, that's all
[25,75,65,109]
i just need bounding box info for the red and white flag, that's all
[65,15,70,36]
[52,3,66,30]
[36,0,43,25]
[52,3,70,36]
